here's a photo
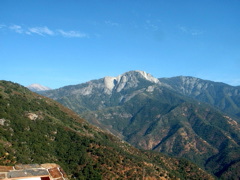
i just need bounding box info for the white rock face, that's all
[27,84,52,92]
[116,75,128,92]
[135,70,159,83]
[103,70,159,93]
[0,118,6,126]
[26,113,38,120]
[146,86,155,92]
[104,76,117,91]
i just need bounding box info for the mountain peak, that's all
[124,70,159,83]
[103,70,159,92]
[27,83,52,92]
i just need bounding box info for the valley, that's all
[0,80,214,179]
[40,70,240,179]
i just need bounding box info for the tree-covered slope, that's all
[0,80,214,180]
[40,71,240,179]
[81,86,240,179]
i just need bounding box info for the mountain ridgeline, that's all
[41,70,240,179]
[27,83,52,92]
[159,76,240,119]
[0,80,215,180]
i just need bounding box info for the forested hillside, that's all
[0,80,214,179]
[41,71,240,179]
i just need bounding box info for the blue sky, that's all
[1,0,240,88]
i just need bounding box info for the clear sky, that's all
[1,0,240,89]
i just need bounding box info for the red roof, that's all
[0,163,68,180]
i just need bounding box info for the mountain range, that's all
[40,70,240,179]
[0,80,214,179]
[159,76,240,119]
[27,83,52,92]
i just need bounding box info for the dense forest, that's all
[0,80,214,179]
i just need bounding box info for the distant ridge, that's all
[27,83,52,92]
[40,70,240,179]
[0,80,214,179]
